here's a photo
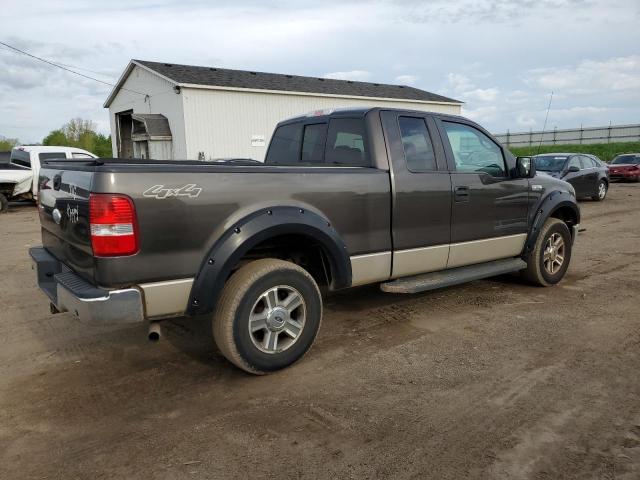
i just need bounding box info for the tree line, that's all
[1,118,112,157]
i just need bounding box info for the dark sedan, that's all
[534,153,610,201]
[609,153,640,182]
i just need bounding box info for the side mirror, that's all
[567,165,580,173]
[516,156,536,178]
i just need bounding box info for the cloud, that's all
[526,55,640,94]
[395,74,418,85]
[322,70,372,81]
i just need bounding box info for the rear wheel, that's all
[522,218,572,286]
[213,258,322,374]
[0,193,8,214]
[592,180,607,201]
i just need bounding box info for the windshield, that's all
[611,155,640,165]
[534,155,567,172]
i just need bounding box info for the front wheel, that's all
[213,258,322,374]
[522,218,572,286]
[592,180,607,201]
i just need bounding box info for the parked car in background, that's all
[609,153,640,182]
[533,153,610,201]
[0,146,96,213]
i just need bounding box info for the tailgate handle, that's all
[53,174,62,191]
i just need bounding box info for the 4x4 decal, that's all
[143,184,202,199]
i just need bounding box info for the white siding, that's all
[181,88,461,161]
[108,66,186,158]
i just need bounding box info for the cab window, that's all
[442,122,506,177]
[39,152,67,161]
[324,119,369,167]
[398,117,437,172]
[10,149,31,168]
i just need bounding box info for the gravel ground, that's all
[1,184,639,479]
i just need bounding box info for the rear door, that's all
[563,155,587,196]
[436,118,529,268]
[580,155,599,196]
[381,111,452,278]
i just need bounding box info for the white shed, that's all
[104,60,462,161]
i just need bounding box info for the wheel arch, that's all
[523,190,580,255]
[186,206,351,316]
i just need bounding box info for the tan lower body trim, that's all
[139,278,194,318]
[350,252,391,286]
[392,244,450,278]
[447,233,526,269]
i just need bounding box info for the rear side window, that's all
[265,123,302,165]
[72,152,94,159]
[325,119,369,167]
[266,118,369,167]
[10,149,31,168]
[39,152,67,161]
[398,117,436,172]
[301,123,327,163]
[442,122,506,177]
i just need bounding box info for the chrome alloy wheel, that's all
[248,285,306,354]
[598,181,607,199]
[543,233,565,275]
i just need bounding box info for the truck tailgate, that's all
[38,167,95,283]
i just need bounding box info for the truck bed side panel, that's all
[90,167,391,287]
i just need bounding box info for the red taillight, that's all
[89,194,139,257]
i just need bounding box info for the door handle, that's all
[454,186,470,202]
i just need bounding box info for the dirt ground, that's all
[1,184,639,480]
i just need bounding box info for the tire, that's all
[592,180,607,201]
[0,193,8,214]
[522,218,572,287]
[213,258,322,374]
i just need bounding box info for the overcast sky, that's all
[1,0,639,143]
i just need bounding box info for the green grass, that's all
[508,141,640,162]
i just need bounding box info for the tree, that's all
[42,118,112,157]
[0,136,19,151]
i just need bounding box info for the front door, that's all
[381,111,452,278]
[436,118,530,268]
[563,155,588,197]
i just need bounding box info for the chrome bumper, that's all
[29,247,144,324]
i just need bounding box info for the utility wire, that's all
[537,91,553,154]
[0,40,148,97]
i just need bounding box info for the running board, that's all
[380,258,527,294]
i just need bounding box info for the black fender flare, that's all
[523,190,580,255]
[186,206,351,316]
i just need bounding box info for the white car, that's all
[0,146,96,212]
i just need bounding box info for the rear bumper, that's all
[610,172,640,179]
[29,246,144,324]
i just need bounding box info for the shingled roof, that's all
[105,59,460,107]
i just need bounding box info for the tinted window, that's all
[39,152,67,161]
[611,155,640,165]
[10,149,31,168]
[443,122,505,177]
[265,123,302,165]
[325,119,369,167]
[535,155,567,172]
[398,117,436,172]
[568,156,581,170]
[301,123,327,163]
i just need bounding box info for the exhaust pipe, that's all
[148,322,161,342]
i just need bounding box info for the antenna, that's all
[537,91,553,154]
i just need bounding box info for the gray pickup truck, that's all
[30,107,580,374]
